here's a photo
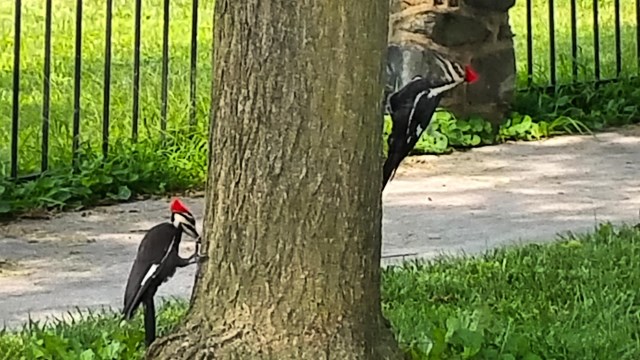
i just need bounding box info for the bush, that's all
[0,130,208,218]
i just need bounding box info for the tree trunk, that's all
[146,0,403,359]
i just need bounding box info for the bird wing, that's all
[386,76,424,115]
[123,239,175,319]
[123,227,177,320]
[383,78,442,189]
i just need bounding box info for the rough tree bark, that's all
[146,0,403,359]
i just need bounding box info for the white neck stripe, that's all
[428,79,463,98]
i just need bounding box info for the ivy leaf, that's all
[116,186,132,200]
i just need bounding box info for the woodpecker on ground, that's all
[122,198,202,346]
[383,53,479,189]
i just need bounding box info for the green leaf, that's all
[450,328,483,358]
[0,202,11,214]
[30,345,46,358]
[456,120,471,131]
[430,326,447,357]
[79,349,96,360]
[115,186,132,200]
[99,341,122,358]
[555,96,571,107]
[470,134,481,146]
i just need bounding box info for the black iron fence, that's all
[1,0,639,182]
[513,0,640,89]
[1,0,213,181]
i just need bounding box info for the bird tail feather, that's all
[382,150,404,190]
[143,297,156,346]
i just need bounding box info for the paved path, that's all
[1,125,639,328]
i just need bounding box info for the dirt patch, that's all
[0,125,639,328]
[0,259,26,277]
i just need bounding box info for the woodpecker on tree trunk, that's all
[383,53,479,189]
[122,198,202,346]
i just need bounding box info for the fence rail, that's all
[1,0,639,182]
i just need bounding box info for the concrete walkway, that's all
[1,125,639,328]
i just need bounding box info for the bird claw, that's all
[185,251,208,266]
[186,253,199,265]
[194,238,207,261]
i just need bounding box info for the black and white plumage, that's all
[122,198,201,346]
[383,53,479,189]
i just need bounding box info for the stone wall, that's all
[386,0,516,124]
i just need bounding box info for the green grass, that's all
[0,0,215,178]
[2,223,640,359]
[385,222,640,359]
[0,298,187,360]
[510,0,640,87]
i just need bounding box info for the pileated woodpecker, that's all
[383,53,479,189]
[122,198,201,346]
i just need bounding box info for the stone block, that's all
[464,0,515,12]
[385,44,428,97]
[432,12,491,47]
[466,47,516,106]
[402,12,491,47]
[498,23,514,41]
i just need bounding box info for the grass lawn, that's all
[2,223,639,359]
[0,0,638,179]
[0,0,215,178]
[510,0,640,87]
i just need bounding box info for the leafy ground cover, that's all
[2,223,639,359]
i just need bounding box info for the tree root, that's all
[145,318,405,360]
[146,321,245,360]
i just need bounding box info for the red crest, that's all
[170,198,191,213]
